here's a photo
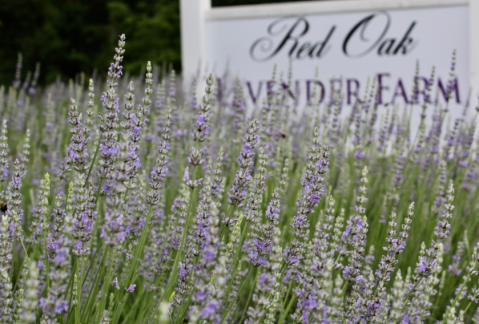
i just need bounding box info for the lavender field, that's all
[1,34,479,324]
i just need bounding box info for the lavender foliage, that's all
[0,35,478,324]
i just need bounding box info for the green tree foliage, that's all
[107,0,181,74]
[0,0,314,85]
[0,0,111,85]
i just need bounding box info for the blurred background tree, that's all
[0,0,318,85]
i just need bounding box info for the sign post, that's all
[180,0,211,78]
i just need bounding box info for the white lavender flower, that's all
[0,214,13,323]
[67,98,89,171]
[0,120,8,183]
[18,262,39,324]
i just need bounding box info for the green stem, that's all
[280,282,293,312]
[278,292,297,324]
[122,291,144,323]
[222,221,249,316]
[162,186,195,301]
[81,248,108,323]
[340,281,348,301]
[97,246,115,324]
[43,213,50,291]
[240,268,259,323]
[401,277,423,312]
[125,206,154,286]
[464,301,473,314]
[75,257,81,324]
[219,270,252,324]
[110,290,130,324]
[85,131,102,186]
[451,263,475,310]
[65,258,78,324]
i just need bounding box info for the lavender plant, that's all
[1,35,479,324]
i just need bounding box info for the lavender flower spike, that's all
[97,34,126,180]
[0,120,8,182]
[67,98,89,171]
[18,262,39,324]
[228,119,260,208]
[284,127,330,266]
[146,109,171,206]
[187,74,214,189]
[0,213,13,322]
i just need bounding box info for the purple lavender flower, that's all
[126,284,136,293]
[228,119,259,208]
[284,129,330,266]
[97,35,126,180]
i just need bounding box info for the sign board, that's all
[180,0,479,129]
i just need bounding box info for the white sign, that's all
[181,0,479,128]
